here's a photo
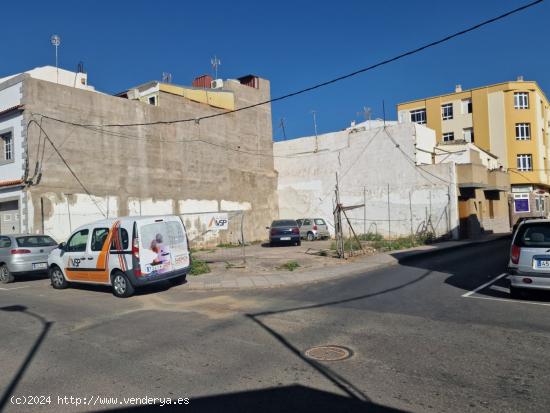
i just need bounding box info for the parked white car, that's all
[508,218,550,298]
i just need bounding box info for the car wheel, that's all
[112,271,135,298]
[510,285,526,300]
[307,232,315,241]
[296,240,301,246]
[169,275,186,286]
[50,266,68,289]
[0,264,14,284]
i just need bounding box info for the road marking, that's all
[0,286,30,291]
[489,285,510,294]
[464,294,550,307]
[462,273,508,297]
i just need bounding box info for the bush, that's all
[371,235,430,251]
[279,260,300,271]
[216,243,241,248]
[330,239,362,251]
[359,232,383,241]
[190,259,210,275]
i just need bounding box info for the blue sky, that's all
[1,0,548,140]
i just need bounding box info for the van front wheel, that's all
[112,272,135,298]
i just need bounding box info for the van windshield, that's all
[515,223,550,248]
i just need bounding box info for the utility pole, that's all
[334,173,344,258]
[363,186,366,235]
[311,110,319,152]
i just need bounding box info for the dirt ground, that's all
[191,239,376,276]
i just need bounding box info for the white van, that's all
[48,216,190,298]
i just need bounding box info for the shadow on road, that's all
[104,385,405,412]
[0,305,53,411]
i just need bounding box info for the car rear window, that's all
[515,223,550,247]
[16,236,57,247]
[272,220,297,227]
[314,219,326,225]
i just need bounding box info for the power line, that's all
[35,0,542,129]
[26,119,107,218]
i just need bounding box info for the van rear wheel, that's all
[112,271,135,298]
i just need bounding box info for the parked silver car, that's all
[296,218,331,241]
[508,219,550,298]
[0,234,58,283]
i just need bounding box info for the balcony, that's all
[456,164,489,189]
[486,170,510,191]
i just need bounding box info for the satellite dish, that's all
[50,34,61,46]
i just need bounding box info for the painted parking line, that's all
[462,273,508,297]
[461,272,550,307]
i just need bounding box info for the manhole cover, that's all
[304,345,353,361]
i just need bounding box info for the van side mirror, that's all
[58,242,66,250]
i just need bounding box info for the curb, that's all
[183,234,511,292]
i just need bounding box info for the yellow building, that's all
[397,79,550,221]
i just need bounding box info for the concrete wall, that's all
[275,123,459,240]
[20,76,278,244]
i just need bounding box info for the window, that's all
[314,219,326,225]
[488,199,495,219]
[303,219,311,226]
[514,193,530,213]
[66,229,89,252]
[410,109,426,124]
[15,236,56,247]
[1,132,13,161]
[462,99,472,114]
[535,195,545,213]
[91,228,109,252]
[514,92,529,109]
[0,236,11,248]
[517,154,533,171]
[110,228,129,251]
[441,103,453,120]
[148,96,156,106]
[515,123,531,140]
[463,128,474,143]
[443,132,455,142]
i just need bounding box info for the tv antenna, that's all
[210,56,221,79]
[311,110,319,152]
[50,34,61,83]
[279,118,287,140]
[162,72,172,83]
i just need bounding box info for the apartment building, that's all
[0,66,278,243]
[397,79,549,223]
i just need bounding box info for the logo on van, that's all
[69,257,81,268]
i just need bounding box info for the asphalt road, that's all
[1,238,549,413]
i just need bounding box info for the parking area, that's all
[462,272,550,307]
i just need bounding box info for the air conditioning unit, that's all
[211,79,223,89]
[127,88,140,100]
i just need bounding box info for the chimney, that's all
[455,84,462,93]
[517,75,524,81]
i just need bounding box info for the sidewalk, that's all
[184,233,510,291]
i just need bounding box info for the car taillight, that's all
[292,227,299,234]
[313,225,318,231]
[270,228,278,235]
[11,249,31,255]
[511,244,521,264]
[132,237,140,259]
